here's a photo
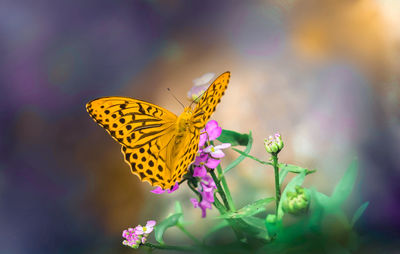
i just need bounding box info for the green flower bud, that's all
[282,186,310,215]
[266,214,277,224]
[264,133,284,155]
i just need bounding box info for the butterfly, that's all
[86,72,230,190]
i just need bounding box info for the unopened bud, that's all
[282,186,310,215]
[264,133,284,154]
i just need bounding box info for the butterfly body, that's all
[86,72,230,190]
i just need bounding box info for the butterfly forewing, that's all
[192,72,230,128]
[86,97,177,148]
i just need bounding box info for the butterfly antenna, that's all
[167,88,185,109]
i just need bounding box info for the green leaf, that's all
[217,129,249,146]
[223,131,253,174]
[174,201,185,225]
[279,164,316,185]
[351,201,369,227]
[174,201,183,214]
[331,159,358,206]
[219,197,274,219]
[154,213,182,244]
[241,216,270,239]
[277,171,306,220]
[231,147,271,166]
[279,167,290,186]
[203,220,230,239]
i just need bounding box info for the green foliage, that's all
[277,172,306,220]
[154,213,182,244]
[223,131,253,174]
[351,202,369,227]
[331,159,358,207]
[217,129,250,146]
[220,197,274,219]
[137,128,368,254]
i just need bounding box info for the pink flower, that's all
[150,182,179,194]
[190,175,217,218]
[199,120,222,147]
[203,143,231,158]
[189,120,230,218]
[135,220,156,234]
[122,220,157,248]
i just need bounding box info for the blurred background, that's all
[1,0,399,253]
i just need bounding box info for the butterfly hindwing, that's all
[192,72,230,128]
[86,97,177,149]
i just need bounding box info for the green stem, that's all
[272,153,281,215]
[177,224,202,245]
[217,164,235,212]
[210,170,230,210]
[232,148,272,166]
[144,243,200,252]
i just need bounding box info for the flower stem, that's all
[176,224,202,245]
[144,242,200,252]
[216,164,236,212]
[210,170,230,210]
[271,153,281,215]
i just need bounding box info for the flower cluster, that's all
[264,133,284,154]
[190,175,217,218]
[187,73,215,103]
[122,220,156,248]
[190,120,230,217]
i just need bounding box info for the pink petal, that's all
[203,145,213,153]
[135,226,144,235]
[194,152,208,165]
[167,182,179,193]
[206,120,222,140]
[193,166,207,177]
[190,198,199,208]
[151,186,165,194]
[215,143,231,150]
[205,120,219,131]
[199,132,207,147]
[205,157,220,168]
[146,220,156,227]
[210,149,225,158]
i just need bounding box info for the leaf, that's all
[351,201,369,227]
[241,216,270,239]
[279,167,290,185]
[174,201,185,225]
[279,164,316,185]
[277,171,306,220]
[231,147,271,166]
[154,213,182,244]
[331,159,358,206]
[223,131,253,174]
[219,197,274,219]
[203,220,230,239]
[217,129,249,146]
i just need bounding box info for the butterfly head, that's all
[176,107,194,132]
